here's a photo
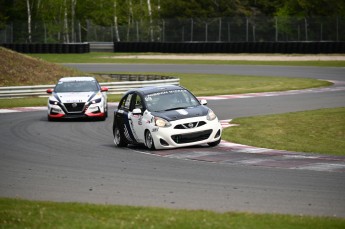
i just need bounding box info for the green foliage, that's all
[2,0,344,26]
[1,0,344,43]
[252,0,285,16]
[160,0,251,18]
[276,0,345,17]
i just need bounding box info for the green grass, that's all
[174,73,330,96]
[1,198,344,229]
[222,107,345,156]
[0,97,48,108]
[29,52,345,67]
[0,73,330,108]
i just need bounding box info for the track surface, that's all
[1,64,345,217]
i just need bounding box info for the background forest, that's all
[1,0,345,43]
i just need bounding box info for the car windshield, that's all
[54,80,99,93]
[144,89,200,112]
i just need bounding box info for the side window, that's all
[134,94,143,110]
[127,94,142,112]
[118,93,133,111]
[124,94,133,110]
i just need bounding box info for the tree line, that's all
[1,0,344,43]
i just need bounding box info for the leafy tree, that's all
[249,0,285,16]
[1,0,344,43]
[160,0,250,19]
[276,0,345,17]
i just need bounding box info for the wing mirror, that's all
[101,87,108,92]
[200,99,207,105]
[132,108,142,115]
[46,89,53,94]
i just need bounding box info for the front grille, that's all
[64,103,85,113]
[171,129,212,144]
[174,121,206,129]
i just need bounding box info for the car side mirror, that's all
[101,87,108,92]
[46,89,53,94]
[132,108,142,115]
[200,99,207,105]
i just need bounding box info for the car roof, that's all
[58,77,96,82]
[131,85,184,95]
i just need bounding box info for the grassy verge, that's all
[29,52,345,67]
[0,73,330,108]
[1,198,344,229]
[0,97,48,108]
[222,107,345,156]
[174,73,330,96]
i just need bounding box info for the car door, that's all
[128,93,145,143]
[115,93,138,144]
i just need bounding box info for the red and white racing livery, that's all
[46,77,108,121]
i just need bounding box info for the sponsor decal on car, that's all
[176,109,188,115]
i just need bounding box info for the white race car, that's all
[113,85,222,150]
[46,77,108,121]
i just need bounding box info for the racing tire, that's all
[113,126,127,147]
[208,138,221,147]
[145,130,156,150]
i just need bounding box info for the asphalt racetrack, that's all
[1,64,345,217]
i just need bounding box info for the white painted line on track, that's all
[295,163,345,172]
[0,109,21,113]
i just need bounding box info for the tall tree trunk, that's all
[71,0,77,42]
[127,0,133,41]
[26,0,32,43]
[113,0,120,41]
[147,0,153,41]
[63,0,69,43]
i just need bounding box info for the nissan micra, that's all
[113,85,222,150]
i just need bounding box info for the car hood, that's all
[54,92,97,103]
[151,106,209,121]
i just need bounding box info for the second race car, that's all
[46,76,108,121]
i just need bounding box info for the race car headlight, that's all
[49,100,59,105]
[155,117,171,127]
[90,98,102,104]
[207,109,217,121]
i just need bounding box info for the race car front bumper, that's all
[150,116,222,149]
[48,102,106,119]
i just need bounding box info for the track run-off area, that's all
[1,64,345,217]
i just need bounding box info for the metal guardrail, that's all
[89,42,113,52]
[0,77,180,98]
